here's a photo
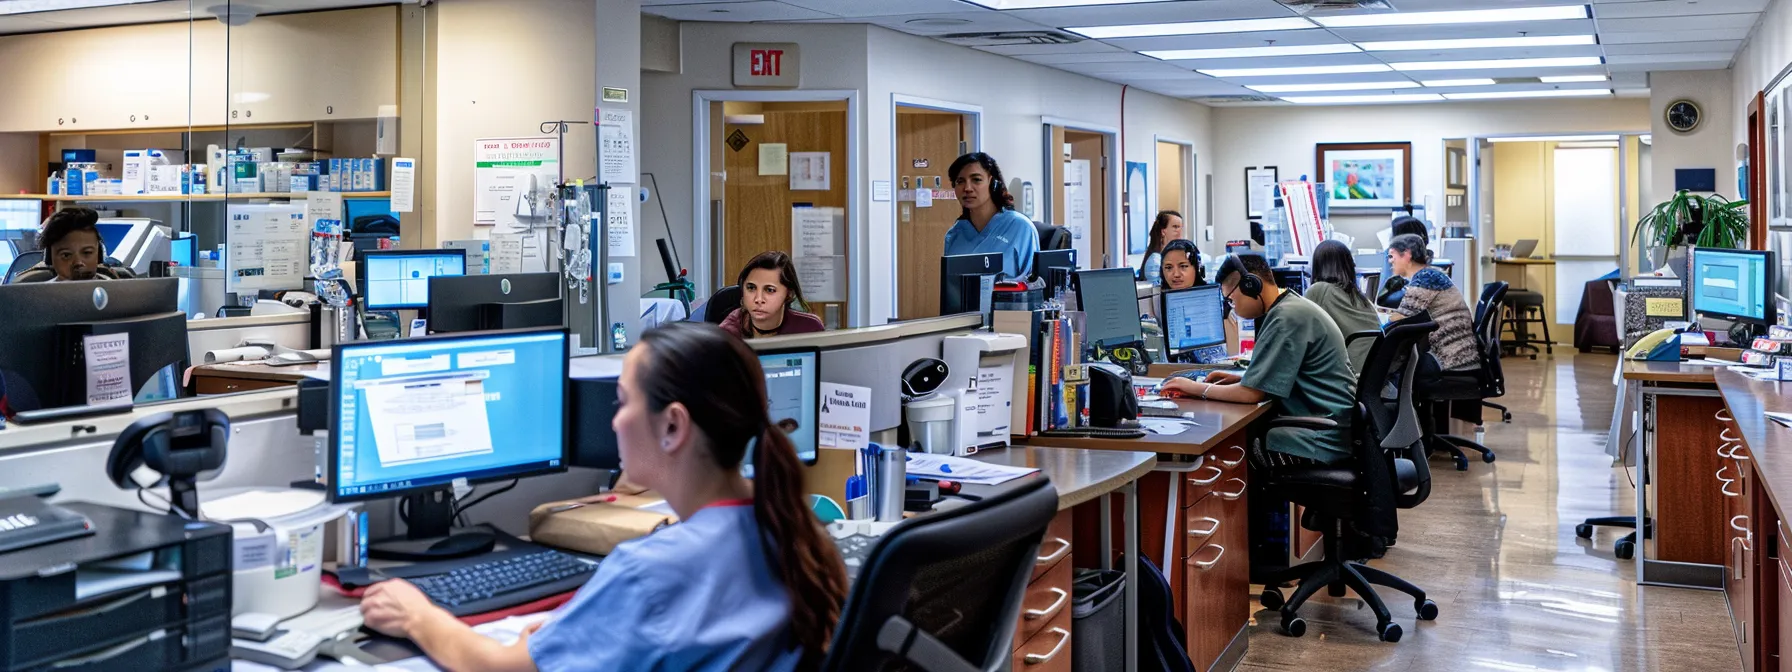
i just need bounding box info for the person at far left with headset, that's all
[1160,252,1358,470]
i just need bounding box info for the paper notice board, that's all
[792,206,846,303]
[227,202,308,293]
[474,137,560,231]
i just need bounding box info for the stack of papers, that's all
[905,453,1038,485]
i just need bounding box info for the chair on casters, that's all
[701,285,743,324]
[822,477,1060,671]
[1501,289,1552,358]
[1473,282,1514,424]
[1576,515,1650,559]
[1417,283,1510,470]
[1256,317,1440,642]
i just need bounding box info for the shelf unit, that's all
[1,192,391,203]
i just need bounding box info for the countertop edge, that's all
[1054,452,1157,510]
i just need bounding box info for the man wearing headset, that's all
[1161,252,1357,467]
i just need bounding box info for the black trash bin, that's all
[1071,568,1126,672]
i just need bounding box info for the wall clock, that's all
[1666,99,1701,134]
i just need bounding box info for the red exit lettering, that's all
[750,49,784,77]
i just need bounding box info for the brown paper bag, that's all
[528,493,677,556]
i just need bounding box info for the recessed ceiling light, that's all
[1144,44,1361,60]
[905,17,972,27]
[965,0,1178,8]
[1540,75,1608,83]
[1315,5,1590,28]
[1282,93,1446,104]
[1421,78,1498,87]
[1067,17,1316,39]
[1359,35,1597,51]
[1247,81,1421,93]
[1199,63,1393,78]
[1488,134,1619,142]
[1392,56,1603,71]
[1444,89,1612,100]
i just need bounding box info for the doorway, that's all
[1046,120,1118,269]
[694,91,861,328]
[1151,138,1194,267]
[894,101,978,320]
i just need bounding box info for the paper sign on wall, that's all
[606,189,635,258]
[872,180,892,202]
[793,207,836,257]
[390,158,416,213]
[819,383,871,451]
[228,203,308,293]
[84,332,131,406]
[758,143,788,176]
[598,109,637,185]
[474,137,559,230]
[490,234,525,274]
[789,152,830,191]
[305,192,343,231]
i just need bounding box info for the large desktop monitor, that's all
[0,200,40,232]
[0,278,186,410]
[1692,247,1776,325]
[95,221,132,256]
[363,250,467,311]
[327,328,569,504]
[940,252,1001,316]
[1161,285,1226,357]
[1075,267,1143,348]
[759,348,819,465]
[427,272,563,333]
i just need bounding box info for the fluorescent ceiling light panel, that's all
[1315,5,1590,28]
[0,0,156,13]
[1420,79,1497,87]
[1144,44,1360,60]
[1488,134,1619,142]
[1444,89,1612,100]
[1359,35,1596,51]
[965,0,1177,8]
[1200,64,1392,77]
[1392,56,1603,71]
[1540,75,1608,83]
[1067,17,1315,39]
[1247,81,1420,92]
[1282,94,1445,104]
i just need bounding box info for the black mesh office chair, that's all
[702,285,743,324]
[1256,317,1439,642]
[4,250,43,284]
[822,477,1060,672]
[1417,283,1508,470]
[1035,222,1072,252]
[1473,282,1514,424]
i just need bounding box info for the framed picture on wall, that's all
[1446,147,1467,190]
[1315,142,1412,211]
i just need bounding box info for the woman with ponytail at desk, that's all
[360,322,849,671]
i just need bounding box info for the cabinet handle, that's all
[1717,409,1733,422]
[1024,588,1069,621]
[1022,628,1071,665]
[1186,517,1220,539]
[1218,445,1245,468]
[1035,538,1070,566]
[1734,515,1753,539]
[1189,544,1226,570]
[1187,465,1224,486]
[1719,467,1741,497]
[1721,443,1752,461]
[1721,429,1741,443]
[1215,478,1247,501]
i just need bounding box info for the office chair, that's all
[1414,285,1506,471]
[1473,282,1514,424]
[822,477,1060,672]
[4,250,43,284]
[702,285,743,324]
[1256,317,1439,642]
[1035,222,1072,251]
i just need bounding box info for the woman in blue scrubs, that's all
[360,322,849,672]
[943,152,1040,280]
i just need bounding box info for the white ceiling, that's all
[0,0,408,35]
[643,0,1765,105]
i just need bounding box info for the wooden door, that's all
[721,105,850,324]
[896,108,967,320]
[1063,129,1110,268]
[1751,91,1768,249]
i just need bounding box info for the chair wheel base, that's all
[1281,614,1307,638]
[1379,622,1403,642]
[1615,539,1636,560]
[1416,599,1439,621]
[1260,588,1285,610]
[1575,523,1594,539]
[1454,456,1470,471]
[1482,452,1497,464]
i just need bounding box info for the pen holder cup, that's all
[847,496,873,521]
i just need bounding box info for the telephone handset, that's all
[1627,328,1681,361]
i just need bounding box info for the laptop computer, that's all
[1510,239,1540,259]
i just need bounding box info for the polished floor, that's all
[1237,352,1743,671]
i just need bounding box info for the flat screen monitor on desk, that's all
[1161,285,1226,357]
[427,272,563,333]
[1034,249,1077,284]
[0,277,186,410]
[1692,247,1776,325]
[363,250,467,311]
[328,328,568,546]
[758,348,819,465]
[0,200,41,232]
[940,253,1000,316]
[1076,267,1143,348]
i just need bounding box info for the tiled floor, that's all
[1237,352,1744,671]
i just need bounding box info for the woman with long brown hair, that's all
[361,322,848,671]
[721,250,826,339]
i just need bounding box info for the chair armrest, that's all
[1345,330,1381,346]
[1265,416,1339,431]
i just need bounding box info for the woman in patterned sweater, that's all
[1386,233,1479,372]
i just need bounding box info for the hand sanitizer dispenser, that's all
[941,332,1028,452]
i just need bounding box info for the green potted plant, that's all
[1633,189,1749,273]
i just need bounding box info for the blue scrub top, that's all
[943,209,1040,280]
[528,504,801,672]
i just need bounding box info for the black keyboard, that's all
[382,548,597,616]
[834,534,878,580]
[1037,427,1147,439]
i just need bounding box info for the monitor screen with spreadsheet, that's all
[328,328,568,503]
[1161,285,1226,355]
[363,250,467,311]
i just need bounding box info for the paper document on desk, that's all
[1139,418,1195,435]
[906,453,1037,485]
[1766,412,1792,429]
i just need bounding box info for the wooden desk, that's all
[1617,360,1728,588]
[1715,370,1792,672]
[1493,258,1554,293]
[190,361,319,395]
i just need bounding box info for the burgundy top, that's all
[719,306,826,339]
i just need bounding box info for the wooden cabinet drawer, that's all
[1031,509,1073,583]
[1183,445,1246,508]
[1015,554,1074,650]
[1185,466,1250,672]
[1011,604,1073,672]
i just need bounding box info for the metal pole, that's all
[1124,481,1139,672]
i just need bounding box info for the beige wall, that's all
[1649,70,1736,202]
[1157,141,1185,221]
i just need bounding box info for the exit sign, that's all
[733,43,801,88]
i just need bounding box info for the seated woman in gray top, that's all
[1304,240,1381,375]
[1386,233,1478,372]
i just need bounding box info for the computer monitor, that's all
[0,278,186,410]
[1692,247,1776,325]
[940,252,1000,316]
[95,221,132,257]
[1075,267,1143,348]
[758,348,819,465]
[1033,249,1077,281]
[363,250,467,311]
[1161,285,1226,356]
[0,200,41,232]
[170,234,198,268]
[327,328,569,504]
[427,272,563,333]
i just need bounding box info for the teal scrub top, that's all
[943,209,1040,280]
[1241,291,1359,464]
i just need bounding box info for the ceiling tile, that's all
[1592,0,1767,18]
[1605,51,1738,64]
[1367,45,1605,60]
[1012,50,1157,64]
[976,41,1127,56]
[1050,59,1208,75]
[839,10,1054,35]
[1602,40,1743,55]
[778,0,981,17]
[1608,59,1731,70]
[1595,26,1753,42]
[1102,29,1343,51]
[642,1,833,22]
[1168,52,1388,69]
[1005,0,1297,27]
[1222,71,1426,85]
[1597,13,1758,31]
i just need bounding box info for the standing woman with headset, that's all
[943,152,1040,280]
[361,322,848,671]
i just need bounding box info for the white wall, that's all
[1210,99,1651,249]
[1650,70,1736,200]
[1734,0,1792,153]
